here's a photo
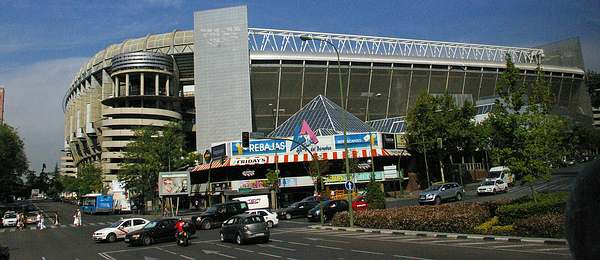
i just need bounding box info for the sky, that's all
[0,0,599,172]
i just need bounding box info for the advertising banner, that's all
[323,171,385,184]
[394,134,407,149]
[334,133,378,149]
[158,171,191,196]
[211,143,226,159]
[233,195,270,210]
[230,156,268,166]
[231,139,287,156]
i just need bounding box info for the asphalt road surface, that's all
[0,201,572,260]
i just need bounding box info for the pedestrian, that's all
[73,209,81,226]
[54,212,59,226]
[16,213,23,231]
[37,212,46,230]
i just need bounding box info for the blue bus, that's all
[81,194,113,214]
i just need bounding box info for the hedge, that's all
[331,203,489,234]
[513,213,565,238]
[496,192,568,225]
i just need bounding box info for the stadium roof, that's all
[269,95,374,137]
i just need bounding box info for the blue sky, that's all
[0,0,599,171]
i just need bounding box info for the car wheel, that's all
[107,233,117,243]
[267,220,274,228]
[220,232,225,242]
[262,236,270,243]
[143,236,152,246]
[202,220,211,230]
[286,213,292,220]
[434,196,441,205]
[235,234,243,245]
[456,193,462,201]
[493,189,497,195]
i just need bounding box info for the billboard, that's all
[230,139,287,156]
[158,171,190,196]
[334,133,378,149]
[232,194,269,210]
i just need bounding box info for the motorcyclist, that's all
[175,217,188,246]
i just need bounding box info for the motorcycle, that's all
[176,231,189,246]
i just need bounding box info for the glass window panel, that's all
[144,74,155,96]
[368,68,392,120]
[429,70,447,94]
[129,74,141,96]
[389,69,411,117]
[326,66,349,108]
[251,66,280,132]
[570,79,582,113]
[479,72,497,99]
[550,76,562,105]
[447,71,464,94]
[346,68,370,120]
[464,71,481,101]
[559,78,572,107]
[408,70,429,110]
[303,66,326,105]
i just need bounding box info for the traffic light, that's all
[242,131,250,148]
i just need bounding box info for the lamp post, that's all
[300,35,353,227]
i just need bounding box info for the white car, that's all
[93,218,149,242]
[477,179,508,195]
[2,211,18,227]
[246,209,278,228]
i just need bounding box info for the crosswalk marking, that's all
[534,247,569,252]
[492,244,545,249]
[453,241,505,246]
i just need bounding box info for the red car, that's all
[352,196,368,211]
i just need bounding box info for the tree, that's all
[77,163,104,195]
[487,55,567,201]
[119,122,186,211]
[0,123,29,201]
[365,179,385,209]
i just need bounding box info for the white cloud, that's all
[0,57,87,172]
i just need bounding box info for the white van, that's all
[487,166,514,186]
[232,195,270,210]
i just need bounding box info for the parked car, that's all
[477,179,508,195]
[246,209,278,227]
[219,214,270,245]
[299,195,319,202]
[352,196,368,211]
[2,211,17,227]
[276,200,319,220]
[125,218,195,246]
[418,182,464,205]
[307,199,349,222]
[192,201,249,230]
[93,218,149,242]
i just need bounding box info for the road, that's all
[0,201,572,259]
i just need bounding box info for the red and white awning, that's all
[190,148,402,173]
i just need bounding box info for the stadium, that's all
[61,6,589,195]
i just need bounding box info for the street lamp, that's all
[301,35,354,227]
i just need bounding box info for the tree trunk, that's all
[529,184,537,203]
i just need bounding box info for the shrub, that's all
[331,202,489,234]
[474,217,498,234]
[365,179,386,209]
[496,192,568,225]
[513,213,565,238]
[480,199,513,217]
[490,225,514,236]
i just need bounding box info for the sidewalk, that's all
[309,225,568,245]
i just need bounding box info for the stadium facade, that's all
[61,6,589,185]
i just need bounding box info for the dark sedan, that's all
[219,214,270,245]
[276,200,319,220]
[307,199,349,222]
[124,218,195,246]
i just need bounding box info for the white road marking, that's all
[393,255,433,260]
[258,244,296,251]
[69,224,76,227]
[30,227,37,230]
[232,247,255,253]
[427,239,469,243]
[213,243,232,248]
[396,237,440,242]
[453,241,505,246]
[316,245,343,250]
[258,252,282,258]
[304,237,350,244]
[492,244,545,249]
[352,249,384,255]
[155,247,178,255]
[285,241,310,246]
[534,247,570,252]
[179,254,195,260]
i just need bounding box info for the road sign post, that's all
[344,180,355,191]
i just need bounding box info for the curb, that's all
[308,225,568,245]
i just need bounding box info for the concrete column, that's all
[155,74,159,95]
[166,78,170,96]
[140,73,145,95]
[114,77,119,97]
[125,74,130,96]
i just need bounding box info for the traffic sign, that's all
[345,181,355,191]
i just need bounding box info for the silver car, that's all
[418,182,464,205]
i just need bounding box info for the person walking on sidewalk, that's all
[16,213,24,231]
[37,212,46,230]
[54,212,59,226]
[73,209,82,226]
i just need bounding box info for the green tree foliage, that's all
[365,179,385,209]
[585,70,600,108]
[0,124,29,201]
[119,122,186,206]
[487,55,567,201]
[265,169,279,190]
[405,92,478,184]
[77,163,104,195]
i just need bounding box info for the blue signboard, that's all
[334,133,378,149]
[231,139,287,156]
[345,181,355,191]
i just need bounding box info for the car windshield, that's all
[4,213,16,218]
[483,181,495,185]
[488,171,502,178]
[143,221,158,229]
[244,216,263,224]
[426,185,442,191]
[205,206,217,213]
[110,221,123,228]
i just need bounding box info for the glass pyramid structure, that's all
[269,95,374,137]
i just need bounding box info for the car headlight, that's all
[132,234,140,239]
[315,210,320,215]
[426,194,434,199]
